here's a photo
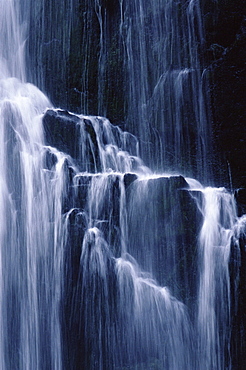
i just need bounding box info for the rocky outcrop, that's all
[235,188,246,217]
[126,175,202,306]
[43,109,101,172]
[61,172,202,368]
[43,109,81,158]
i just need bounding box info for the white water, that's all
[190,185,237,369]
[0,0,243,369]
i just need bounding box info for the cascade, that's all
[27,0,211,180]
[0,0,244,369]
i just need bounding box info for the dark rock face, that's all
[126,175,201,307]
[202,0,246,188]
[62,224,118,370]
[235,188,246,217]
[43,109,81,159]
[61,173,202,368]
[43,109,101,172]
[202,0,245,54]
[123,172,138,188]
[26,0,125,124]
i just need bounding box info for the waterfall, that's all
[0,0,244,369]
[26,0,211,179]
[118,0,210,178]
[190,184,237,369]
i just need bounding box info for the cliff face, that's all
[202,0,246,188]
[26,0,124,123]
[26,0,246,189]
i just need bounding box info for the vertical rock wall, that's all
[201,0,246,188]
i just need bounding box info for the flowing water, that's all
[117,0,210,178]
[0,0,243,369]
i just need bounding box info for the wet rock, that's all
[127,175,202,306]
[43,148,58,170]
[235,188,246,216]
[43,109,81,160]
[123,172,138,189]
[203,2,246,188]
[43,109,101,172]
[63,218,118,370]
[72,173,122,256]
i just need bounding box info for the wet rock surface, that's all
[202,0,246,188]
[43,109,81,160]
[126,175,201,306]
[43,109,101,172]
